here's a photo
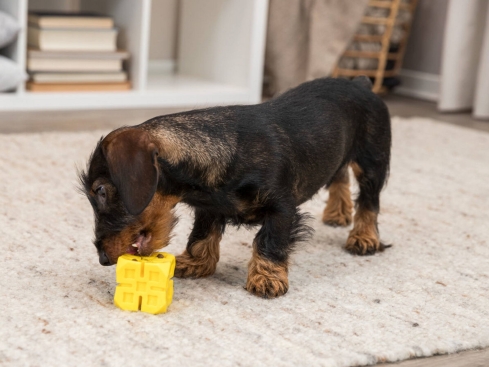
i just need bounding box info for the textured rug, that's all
[1,117,488,367]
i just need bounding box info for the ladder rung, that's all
[353,34,384,42]
[334,69,397,77]
[368,1,393,8]
[342,50,399,60]
[368,1,411,10]
[362,16,394,25]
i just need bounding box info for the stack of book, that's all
[26,11,130,92]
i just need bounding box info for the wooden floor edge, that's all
[382,347,489,366]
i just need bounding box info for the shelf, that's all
[0,73,251,111]
[147,71,248,97]
[0,0,269,111]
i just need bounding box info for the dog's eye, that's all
[96,185,106,201]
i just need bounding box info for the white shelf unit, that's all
[0,0,268,111]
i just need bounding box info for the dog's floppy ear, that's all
[102,128,159,216]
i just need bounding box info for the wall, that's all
[148,0,178,61]
[403,0,447,74]
[396,0,448,101]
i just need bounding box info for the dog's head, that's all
[79,128,179,265]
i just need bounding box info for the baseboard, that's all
[394,69,440,102]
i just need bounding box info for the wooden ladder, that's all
[332,0,419,94]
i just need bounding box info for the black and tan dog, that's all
[80,76,391,298]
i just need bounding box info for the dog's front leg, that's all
[175,209,225,278]
[245,206,296,298]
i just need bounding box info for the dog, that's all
[80,76,391,298]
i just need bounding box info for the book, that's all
[28,11,114,29]
[28,26,118,51]
[27,58,123,72]
[30,72,127,84]
[26,81,131,92]
[28,48,130,60]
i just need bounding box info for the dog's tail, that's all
[352,75,373,90]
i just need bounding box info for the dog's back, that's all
[139,77,390,205]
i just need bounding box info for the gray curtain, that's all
[264,0,370,96]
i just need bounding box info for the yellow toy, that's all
[114,252,175,315]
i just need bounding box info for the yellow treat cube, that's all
[114,252,175,315]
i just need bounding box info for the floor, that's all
[0,94,487,367]
[383,94,489,133]
[0,95,488,134]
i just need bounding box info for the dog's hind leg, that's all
[346,140,390,255]
[322,165,353,227]
[174,209,225,278]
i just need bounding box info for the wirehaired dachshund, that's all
[80,76,391,298]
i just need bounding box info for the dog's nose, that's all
[99,252,111,266]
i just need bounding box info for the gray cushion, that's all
[0,10,20,49]
[0,55,27,92]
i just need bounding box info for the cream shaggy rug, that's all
[1,117,488,367]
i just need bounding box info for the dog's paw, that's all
[322,183,353,227]
[245,274,288,298]
[174,251,217,278]
[322,209,352,227]
[345,232,385,255]
[246,255,288,298]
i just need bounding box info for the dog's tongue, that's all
[128,243,138,255]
